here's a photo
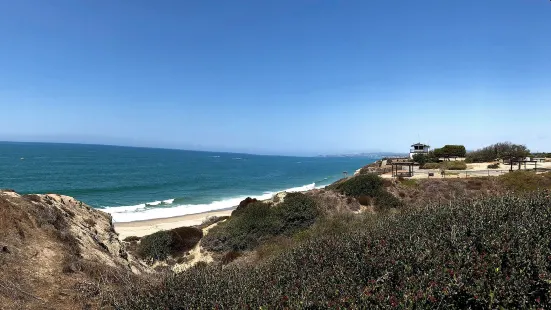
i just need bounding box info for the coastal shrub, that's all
[221,251,242,265]
[328,174,402,211]
[372,190,402,211]
[442,161,467,170]
[202,201,281,252]
[498,171,551,192]
[110,191,551,309]
[487,163,500,169]
[123,236,140,242]
[136,226,204,261]
[420,162,440,169]
[170,226,203,253]
[137,230,173,261]
[231,197,259,216]
[329,173,384,197]
[202,194,320,252]
[272,192,320,235]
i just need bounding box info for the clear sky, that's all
[1,0,550,155]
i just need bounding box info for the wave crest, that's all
[104,182,324,223]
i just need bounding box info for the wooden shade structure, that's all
[391,162,415,178]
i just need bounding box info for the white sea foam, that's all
[147,200,162,206]
[105,181,329,223]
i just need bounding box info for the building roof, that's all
[411,143,429,147]
[390,161,415,165]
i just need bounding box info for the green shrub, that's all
[123,236,140,242]
[137,226,204,261]
[499,171,551,192]
[329,174,384,197]
[272,192,320,235]
[487,163,500,169]
[203,193,320,252]
[442,161,467,170]
[412,153,427,166]
[420,162,440,169]
[170,226,203,253]
[372,190,402,211]
[328,174,401,211]
[137,230,173,261]
[110,191,551,309]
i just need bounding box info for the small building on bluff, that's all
[409,143,430,159]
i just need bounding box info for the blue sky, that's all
[1,0,550,155]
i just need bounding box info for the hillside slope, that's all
[0,190,147,309]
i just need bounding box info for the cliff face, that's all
[0,190,146,310]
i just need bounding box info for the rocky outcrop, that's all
[0,190,148,309]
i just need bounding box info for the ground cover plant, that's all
[441,161,467,170]
[327,173,402,211]
[110,191,551,309]
[420,162,440,169]
[202,192,320,252]
[137,226,203,262]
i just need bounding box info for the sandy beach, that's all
[114,208,234,239]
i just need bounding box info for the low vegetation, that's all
[441,161,467,170]
[420,161,467,170]
[202,193,320,252]
[487,163,500,169]
[420,162,440,169]
[110,191,551,309]
[327,174,402,211]
[137,226,203,262]
[499,170,551,192]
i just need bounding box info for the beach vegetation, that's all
[123,236,140,242]
[202,193,320,252]
[137,226,203,262]
[441,161,467,170]
[328,174,402,211]
[419,161,467,170]
[498,170,551,192]
[420,162,440,169]
[137,230,173,261]
[109,191,551,309]
[487,163,500,169]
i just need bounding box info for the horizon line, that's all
[0,140,398,158]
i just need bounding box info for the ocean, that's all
[0,142,376,222]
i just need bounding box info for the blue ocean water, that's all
[0,142,376,222]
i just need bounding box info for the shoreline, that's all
[113,185,322,239]
[114,208,235,239]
